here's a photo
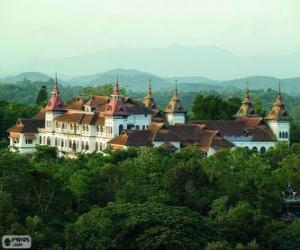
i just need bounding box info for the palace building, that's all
[7,77,290,156]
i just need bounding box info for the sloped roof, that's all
[189,119,276,142]
[265,91,290,121]
[54,113,100,125]
[84,96,108,107]
[108,130,153,147]
[33,110,46,120]
[7,119,44,133]
[235,89,259,118]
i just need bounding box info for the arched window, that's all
[69,140,72,148]
[47,137,51,145]
[72,141,76,150]
[81,141,84,150]
[279,132,282,138]
[55,138,58,146]
[99,142,103,151]
[252,146,258,152]
[95,142,98,151]
[85,142,89,151]
[119,124,124,135]
[39,136,42,144]
[285,132,289,138]
[260,147,266,153]
[61,138,64,147]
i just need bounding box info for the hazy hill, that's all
[1,72,52,84]
[8,46,300,80]
[1,69,300,95]
[221,76,300,95]
[68,68,172,92]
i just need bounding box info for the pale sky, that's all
[1,0,300,72]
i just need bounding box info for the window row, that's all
[39,136,105,151]
[279,131,288,139]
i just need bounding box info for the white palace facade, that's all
[8,78,290,156]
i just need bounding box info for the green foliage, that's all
[0,141,300,248]
[83,83,126,96]
[192,94,241,120]
[35,85,48,105]
[65,202,215,250]
[0,100,39,138]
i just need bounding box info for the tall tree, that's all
[36,86,48,105]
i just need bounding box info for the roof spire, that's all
[245,81,250,99]
[265,82,290,121]
[45,72,64,111]
[175,80,178,95]
[234,82,258,118]
[165,79,186,114]
[55,72,58,84]
[112,75,120,97]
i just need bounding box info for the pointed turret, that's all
[235,83,258,118]
[165,80,185,114]
[45,73,64,111]
[103,77,127,116]
[143,79,157,110]
[265,83,290,121]
[265,83,290,142]
[165,80,186,125]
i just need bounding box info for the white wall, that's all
[267,120,290,143]
[166,113,186,125]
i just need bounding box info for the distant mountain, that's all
[8,46,300,80]
[221,76,300,95]
[1,72,52,84]
[1,69,300,95]
[165,76,219,85]
[67,68,172,92]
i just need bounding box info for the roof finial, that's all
[278,81,281,93]
[55,72,58,84]
[175,79,178,95]
[113,74,120,96]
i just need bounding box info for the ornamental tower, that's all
[165,80,186,125]
[265,83,290,142]
[143,79,157,111]
[44,74,65,133]
[235,83,258,118]
[103,77,128,136]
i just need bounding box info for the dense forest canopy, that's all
[0,145,300,249]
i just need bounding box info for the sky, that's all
[0,0,300,74]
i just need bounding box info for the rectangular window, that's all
[136,125,140,130]
[25,139,33,144]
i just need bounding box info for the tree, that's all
[65,202,216,250]
[192,94,240,120]
[83,83,126,96]
[36,86,48,105]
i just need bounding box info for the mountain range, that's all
[1,69,300,94]
[3,46,300,80]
